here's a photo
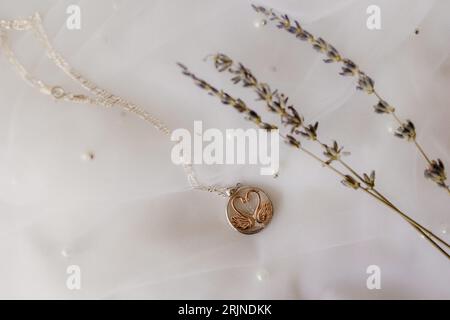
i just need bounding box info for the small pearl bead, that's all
[256,269,269,281]
[254,19,267,28]
[61,249,70,258]
[81,151,95,161]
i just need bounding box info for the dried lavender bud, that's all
[285,106,304,132]
[230,63,257,87]
[339,59,359,76]
[424,159,448,188]
[247,109,261,123]
[312,37,328,53]
[295,26,313,42]
[231,97,247,113]
[220,91,234,105]
[341,175,361,190]
[177,62,189,74]
[357,73,375,94]
[292,21,304,38]
[323,141,344,163]
[255,83,276,104]
[323,44,341,63]
[277,14,291,30]
[208,86,219,96]
[299,122,319,141]
[374,100,395,114]
[214,54,233,72]
[363,170,376,188]
[287,106,303,123]
[285,135,301,148]
[395,120,416,141]
[273,93,289,114]
[251,4,272,16]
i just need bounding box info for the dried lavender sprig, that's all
[206,53,450,255]
[251,4,450,194]
[177,63,277,131]
[178,62,450,259]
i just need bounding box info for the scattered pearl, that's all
[256,269,269,281]
[387,126,394,133]
[61,249,70,258]
[81,151,95,161]
[254,19,267,28]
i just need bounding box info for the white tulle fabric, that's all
[0,0,449,299]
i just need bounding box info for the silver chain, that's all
[0,13,235,197]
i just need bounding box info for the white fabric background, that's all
[0,0,449,299]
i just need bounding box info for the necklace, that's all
[0,13,273,234]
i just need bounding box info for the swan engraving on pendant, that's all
[226,186,273,235]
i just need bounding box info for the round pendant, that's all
[226,186,273,235]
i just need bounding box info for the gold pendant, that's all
[226,185,273,235]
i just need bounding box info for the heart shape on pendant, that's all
[231,189,262,219]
